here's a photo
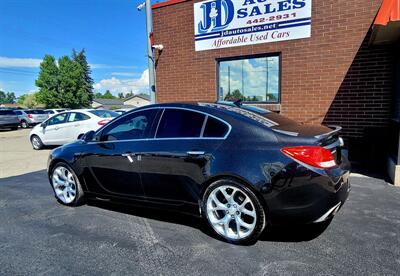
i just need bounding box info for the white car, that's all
[29,109,119,150]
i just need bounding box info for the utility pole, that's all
[138,0,156,104]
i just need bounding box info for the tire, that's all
[30,135,43,150]
[50,162,85,207]
[20,120,29,129]
[202,179,266,245]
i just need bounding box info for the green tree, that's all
[0,91,16,104]
[36,52,93,108]
[23,93,39,108]
[35,55,60,107]
[102,90,115,99]
[17,94,27,105]
[118,92,124,99]
[72,49,94,104]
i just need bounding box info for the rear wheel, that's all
[202,179,266,244]
[31,135,44,150]
[20,120,29,128]
[50,162,85,206]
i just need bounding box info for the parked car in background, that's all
[114,108,134,115]
[29,109,119,149]
[0,109,19,130]
[46,102,350,244]
[23,109,49,126]
[13,110,31,128]
[45,109,67,115]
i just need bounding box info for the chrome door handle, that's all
[187,151,205,156]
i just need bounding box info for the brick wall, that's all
[153,0,394,164]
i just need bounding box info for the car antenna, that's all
[233,98,242,107]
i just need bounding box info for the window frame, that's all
[216,53,281,104]
[90,107,232,143]
[66,112,91,123]
[46,112,68,126]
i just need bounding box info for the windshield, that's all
[89,110,119,118]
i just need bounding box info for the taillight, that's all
[97,119,109,126]
[28,114,33,119]
[281,146,336,169]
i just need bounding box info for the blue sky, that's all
[0,0,153,96]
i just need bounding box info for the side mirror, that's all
[83,130,95,142]
[40,123,46,128]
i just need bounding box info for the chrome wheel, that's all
[206,185,257,240]
[31,136,41,149]
[52,166,77,204]
[21,121,28,128]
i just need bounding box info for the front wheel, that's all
[50,162,85,206]
[202,179,266,244]
[30,135,43,150]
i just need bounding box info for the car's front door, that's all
[83,108,159,198]
[42,113,68,144]
[139,108,230,204]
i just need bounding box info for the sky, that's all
[0,0,153,97]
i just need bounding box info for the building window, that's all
[217,55,280,103]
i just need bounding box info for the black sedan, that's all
[47,101,350,244]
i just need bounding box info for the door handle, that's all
[55,126,59,130]
[122,153,135,163]
[187,151,205,156]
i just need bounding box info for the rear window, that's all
[26,110,46,114]
[156,109,205,138]
[0,110,15,115]
[203,117,229,138]
[89,110,119,118]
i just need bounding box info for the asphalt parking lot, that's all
[1,129,400,275]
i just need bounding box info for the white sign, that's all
[194,0,312,51]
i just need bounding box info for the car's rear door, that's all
[139,108,230,204]
[63,112,91,142]
[82,108,159,199]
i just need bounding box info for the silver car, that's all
[20,110,49,127]
[0,109,19,130]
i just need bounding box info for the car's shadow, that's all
[87,199,330,245]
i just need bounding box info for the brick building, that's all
[151,0,400,183]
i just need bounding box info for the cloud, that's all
[0,56,135,70]
[111,72,140,77]
[94,69,149,94]
[0,56,42,68]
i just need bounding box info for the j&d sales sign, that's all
[194,0,312,51]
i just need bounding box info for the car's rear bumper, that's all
[264,157,351,225]
[0,122,19,129]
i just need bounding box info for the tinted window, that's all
[101,109,158,141]
[156,109,205,138]
[14,111,22,115]
[0,110,15,115]
[47,113,67,125]
[67,112,90,122]
[45,110,55,114]
[26,110,46,114]
[89,110,118,118]
[203,117,229,138]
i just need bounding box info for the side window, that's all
[47,113,68,126]
[101,109,158,141]
[67,112,90,122]
[14,111,21,115]
[156,109,205,138]
[203,117,229,138]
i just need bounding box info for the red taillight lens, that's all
[281,146,336,169]
[28,114,33,119]
[97,119,109,126]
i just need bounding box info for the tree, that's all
[35,55,60,107]
[36,51,94,108]
[17,94,27,105]
[0,91,16,104]
[23,93,39,108]
[118,92,124,99]
[94,92,103,98]
[72,49,94,104]
[102,90,115,99]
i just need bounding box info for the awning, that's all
[370,0,400,45]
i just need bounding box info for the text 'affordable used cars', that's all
[47,102,350,244]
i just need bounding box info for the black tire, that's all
[201,178,266,245]
[30,135,44,150]
[20,120,29,129]
[50,162,85,207]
